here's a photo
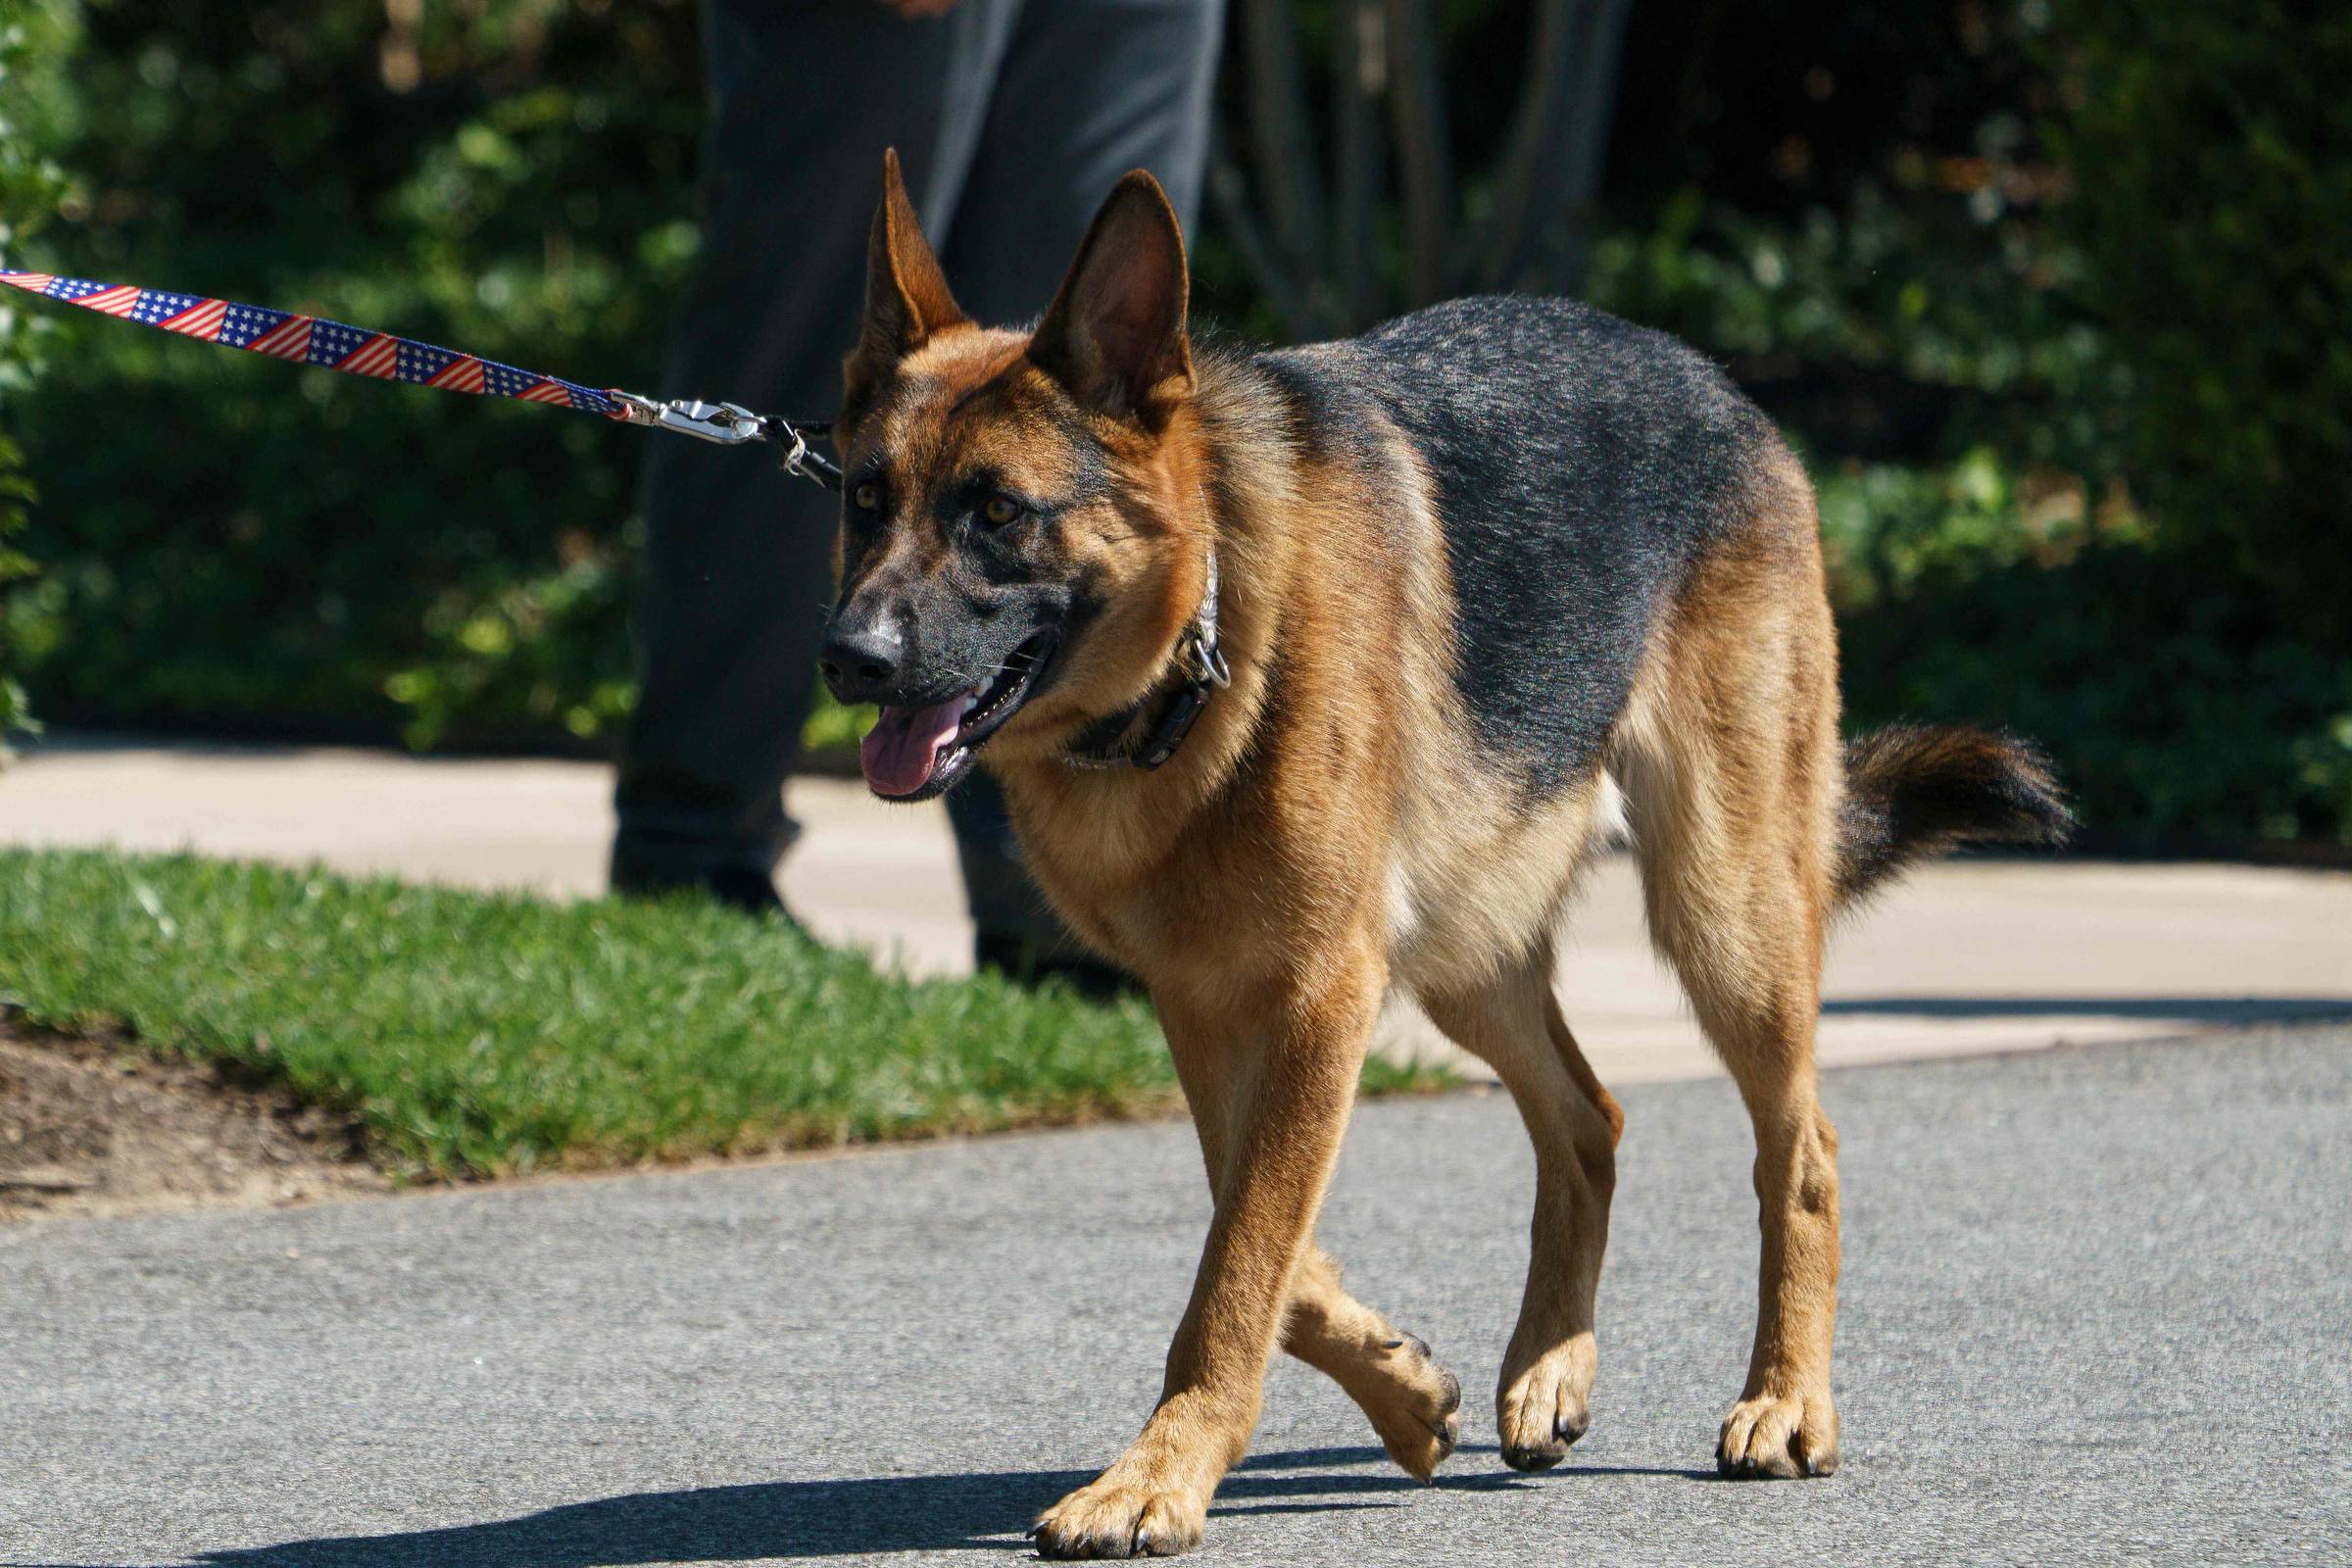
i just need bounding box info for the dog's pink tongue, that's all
[860,695,972,798]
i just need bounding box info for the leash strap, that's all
[0,269,840,489]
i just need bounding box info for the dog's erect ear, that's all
[847,149,967,395]
[1030,171,1194,418]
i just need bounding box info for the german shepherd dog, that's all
[819,153,2068,1558]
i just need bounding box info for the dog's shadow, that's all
[89,1446,1700,1567]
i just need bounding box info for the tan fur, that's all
[837,164,1853,1557]
[1605,451,1846,1480]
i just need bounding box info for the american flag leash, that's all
[0,269,842,490]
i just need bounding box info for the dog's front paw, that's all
[1496,1344,1594,1472]
[1363,1334,1461,1481]
[1715,1388,1838,1479]
[1031,1471,1207,1559]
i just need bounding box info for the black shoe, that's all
[701,867,804,925]
[616,864,806,932]
[974,930,1142,1003]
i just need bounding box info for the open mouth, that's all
[859,631,1058,801]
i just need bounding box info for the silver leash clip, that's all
[609,389,842,490]
[610,390,770,446]
[772,421,814,481]
[1185,627,1231,689]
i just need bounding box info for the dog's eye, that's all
[981,495,1022,528]
[852,481,881,513]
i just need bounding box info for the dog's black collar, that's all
[1064,545,1230,772]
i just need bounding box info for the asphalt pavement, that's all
[4,1025,2348,1567]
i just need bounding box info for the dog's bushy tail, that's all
[1834,724,2071,908]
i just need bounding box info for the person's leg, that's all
[947,0,1222,282]
[935,0,1224,960]
[613,0,1020,907]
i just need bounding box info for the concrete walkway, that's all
[3,732,2347,1084]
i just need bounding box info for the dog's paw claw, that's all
[1032,1474,1204,1560]
[1363,1331,1461,1482]
[1496,1349,1596,1474]
[1715,1391,1838,1480]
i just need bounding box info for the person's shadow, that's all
[44,1446,1701,1567]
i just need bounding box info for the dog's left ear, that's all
[1030,171,1194,419]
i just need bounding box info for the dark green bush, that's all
[1820,448,2352,847]
[0,0,77,754]
[6,0,2344,847]
[1842,545,2352,850]
[6,0,701,748]
[2036,1,2352,647]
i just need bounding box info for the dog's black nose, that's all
[819,624,905,704]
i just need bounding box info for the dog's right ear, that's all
[845,149,967,409]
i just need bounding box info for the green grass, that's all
[0,847,1450,1182]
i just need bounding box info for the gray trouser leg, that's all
[933,0,1224,944]
[612,0,1020,889]
[613,0,1222,942]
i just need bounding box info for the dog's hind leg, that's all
[1162,997,1462,1480]
[1420,944,1623,1471]
[1613,493,1846,1480]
